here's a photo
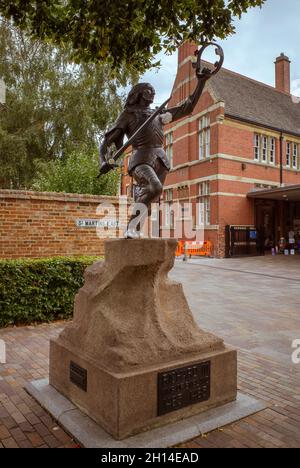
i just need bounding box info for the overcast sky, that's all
[140,0,300,106]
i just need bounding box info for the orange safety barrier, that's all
[176,240,212,257]
[175,240,185,257]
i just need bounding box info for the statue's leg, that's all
[156,158,168,187]
[125,163,167,238]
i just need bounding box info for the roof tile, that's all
[208,66,300,136]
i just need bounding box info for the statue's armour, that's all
[107,106,170,175]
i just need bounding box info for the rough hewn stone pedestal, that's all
[49,239,237,440]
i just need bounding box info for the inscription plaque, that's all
[70,361,87,392]
[158,361,210,416]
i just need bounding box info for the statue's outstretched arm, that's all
[165,69,211,123]
[162,43,224,124]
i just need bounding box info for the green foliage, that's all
[0,1,266,73]
[0,256,99,327]
[32,147,120,195]
[0,18,137,189]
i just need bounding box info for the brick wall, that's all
[0,190,126,259]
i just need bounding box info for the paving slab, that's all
[172,256,300,366]
[26,379,266,448]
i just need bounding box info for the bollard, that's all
[183,242,188,262]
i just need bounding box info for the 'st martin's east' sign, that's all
[76,219,119,228]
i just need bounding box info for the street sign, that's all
[76,219,119,228]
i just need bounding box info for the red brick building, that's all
[122,43,300,257]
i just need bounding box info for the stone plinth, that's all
[49,239,237,440]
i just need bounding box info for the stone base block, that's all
[50,340,237,440]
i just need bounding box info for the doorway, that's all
[255,200,276,252]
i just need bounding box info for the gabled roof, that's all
[207,65,300,137]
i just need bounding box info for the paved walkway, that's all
[172,256,300,366]
[0,256,299,448]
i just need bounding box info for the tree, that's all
[0,18,136,189]
[32,148,121,196]
[0,1,266,73]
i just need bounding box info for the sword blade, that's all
[111,96,171,162]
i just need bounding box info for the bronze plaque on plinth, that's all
[70,361,87,392]
[158,361,211,415]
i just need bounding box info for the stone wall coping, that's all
[0,189,125,204]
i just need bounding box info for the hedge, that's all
[0,256,100,327]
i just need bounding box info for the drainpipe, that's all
[158,196,161,239]
[280,132,284,187]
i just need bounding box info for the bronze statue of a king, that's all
[99,43,224,239]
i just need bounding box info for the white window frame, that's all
[165,203,171,227]
[269,137,276,165]
[198,181,211,226]
[292,143,298,170]
[255,134,277,165]
[286,142,291,167]
[165,188,173,202]
[205,197,210,225]
[199,129,204,160]
[206,127,210,159]
[254,134,260,161]
[198,201,205,226]
[262,136,268,163]
[165,132,173,168]
[165,189,174,228]
[198,115,210,160]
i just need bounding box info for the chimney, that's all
[275,53,291,94]
[178,40,198,66]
